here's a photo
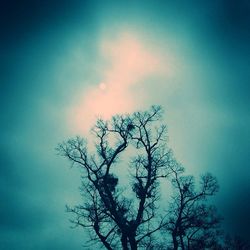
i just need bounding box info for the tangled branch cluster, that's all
[57,106,229,250]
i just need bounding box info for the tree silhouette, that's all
[57,106,173,249]
[57,106,246,249]
[164,164,222,250]
[224,234,250,250]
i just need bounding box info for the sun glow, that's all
[69,32,170,133]
[99,82,107,91]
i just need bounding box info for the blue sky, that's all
[1,0,250,249]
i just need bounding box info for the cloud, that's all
[69,32,168,133]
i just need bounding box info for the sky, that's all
[1,0,250,249]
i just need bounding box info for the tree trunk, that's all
[129,235,137,250]
[172,233,178,250]
[180,235,185,250]
[187,237,190,250]
[121,234,129,250]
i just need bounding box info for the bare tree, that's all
[165,164,222,250]
[57,106,173,249]
[223,234,250,250]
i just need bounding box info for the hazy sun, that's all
[99,82,107,91]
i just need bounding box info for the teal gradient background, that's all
[1,1,250,249]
